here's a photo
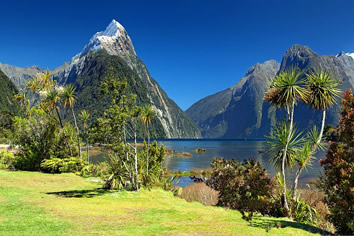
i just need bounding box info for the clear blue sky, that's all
[1,0,354,110]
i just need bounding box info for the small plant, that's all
[292,197,319,226]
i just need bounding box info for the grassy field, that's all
[0,170,324,235]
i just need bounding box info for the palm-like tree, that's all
[292,125,326,199]
[305,69,341,148]
[265,68,308,212]
[141,104,155,176]
[62,84,81,158]
[45,88,73,156]
[79,110,90,162]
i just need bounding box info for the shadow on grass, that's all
[46,188,111,198]
[251,216,332,235]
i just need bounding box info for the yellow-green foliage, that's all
[0,170,323,235]
[0,150,15,169]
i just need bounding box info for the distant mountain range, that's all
[186,45,354,138]
[1,22,353,139]
[0,20,201,138]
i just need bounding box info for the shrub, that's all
[317,89,354,235]
[40,158,63,173]
[0,150,16,169]
[80,162,111,178]
[207,158,273,221]
[60,157,86,173]
[11,109,79,171]
[40,157,87,174]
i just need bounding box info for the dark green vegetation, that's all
[0,70,19,142]
[318,89,354,235]
[187,45,354,138]
[0,70,19,115]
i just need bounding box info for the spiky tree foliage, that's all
[62,84,81,158]
[141,104,155,176]
[305,69,342,147]
[265,68,307,213]
[267,120,302,171]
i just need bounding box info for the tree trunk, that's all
[56,107,73,156]
[71,107,82,159]
[281,102,294,214]
[317,110,326,146]
[86,136,89,164]
[134,119,139,192]
[292,167,303,199]
[146,123,150,176]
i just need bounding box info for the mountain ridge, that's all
[186,45,354,138]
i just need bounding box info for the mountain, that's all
[187,45,354,138]
[187,60,280,138]
[0,69,19,114]
[0,63,44,90]
[52,19,201,138]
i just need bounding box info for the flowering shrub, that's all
[318,89,354,235]
[207,158,274,221]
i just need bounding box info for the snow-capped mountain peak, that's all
[75,19,136,60]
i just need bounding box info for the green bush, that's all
[80,162,110,178]
[0,150,16,169]
[60,157,86,173]
[40,157,87,174]
[40,158,63,173]
[207,158,274,221]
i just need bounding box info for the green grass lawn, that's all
[0,170,324,235]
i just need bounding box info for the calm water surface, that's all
[91,139,325,187]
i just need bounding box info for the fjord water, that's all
[90,139,325,187]
[159,139,324,187]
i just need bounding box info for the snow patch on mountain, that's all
[345,52,354,60]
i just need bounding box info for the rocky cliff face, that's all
[186,60,280,138]
[53,19,201,138]
[187,45,354,138]
[0,63,44,90]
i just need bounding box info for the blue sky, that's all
[1,0,354,110]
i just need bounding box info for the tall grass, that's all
[180,183,218,206]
